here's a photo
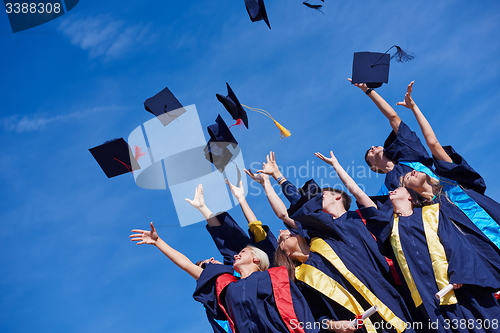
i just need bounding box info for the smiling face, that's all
[233,247,259,272]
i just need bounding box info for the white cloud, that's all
[58,15,156,61]
[1,106,122,133]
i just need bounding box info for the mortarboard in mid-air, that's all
[244,0,271,29]
[89,138,141,178]
[144,87,186,126]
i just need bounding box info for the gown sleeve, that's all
[193,264,235,320]
[433,145,486,194]
[383,121,433,166]
[206,212,251,265]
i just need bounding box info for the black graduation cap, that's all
[244,0,271,29]
[352,45,415,88]
[216,83,249,129]
[204,142,234,172]
[204,114,240,172]
[89,138,141,178]
[144,87,186,126]
[207,115,238,147]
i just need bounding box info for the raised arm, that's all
[245,169,298,230]
[226,179,258,224]
[130,222,203,280]
[185,184,221,226]
[315,151,376,209]
[396,81,452,163]
[349,79,401,133]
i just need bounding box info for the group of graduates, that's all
[130,81,500,333]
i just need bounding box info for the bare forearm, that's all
[331,161,375,208]
[369,90,401,133]
[237,197,259,224]
[198,206,221,227]
[262,180,297,229]
[155,237,202,279]
[410,103,452,162]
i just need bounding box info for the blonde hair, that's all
[246,246,270,271]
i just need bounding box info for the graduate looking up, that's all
[349,79,434,194]
[247,153,417,333]
[395,82,500,250]
[362,186,500,333]
[185,183,276,266]
[130,221,319,333]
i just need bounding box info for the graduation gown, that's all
[431,146,500,253]
[380,121,434,193]
[206,212,277,265]
[194,264,320,333]
[363,204,500,333]
[291,195,417,333]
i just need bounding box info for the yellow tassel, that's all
[274,120,291,138]
[242,104,292,139]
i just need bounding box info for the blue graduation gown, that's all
[381,121,434,193]
[193,264,320,333]
[206,212,277,265]
[291,195,417,333]
[363,206,500,333]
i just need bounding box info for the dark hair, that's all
[406,187,431,208]
[195,260,207,269]
[364,148,386,174]
[364,148,372,167]
[322,187,352,211]
[273,246,298,281]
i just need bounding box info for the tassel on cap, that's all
[273,120,291,138]
[391,45,415,63]
[242,104,292,139]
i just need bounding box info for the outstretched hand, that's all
[347,78,368,93]
[226,179,245,200]
[315,151,338,166]
[185,184,206,210]
[130,222,158,245]
[396,81,415,109]
[245,169,269,185]
[257,151,280,178]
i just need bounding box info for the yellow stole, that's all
[296,238,407,333]
[391,203,457,307]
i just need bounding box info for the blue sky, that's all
[1,1,500,332]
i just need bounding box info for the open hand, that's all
[315,151,338,165]
[185,184,206,210]
[244,169,269,185]
[396,81,415,109]
[226,179,245,200]
[347,78,368,93]
[130,222,158,245]
[257,151,280,178]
